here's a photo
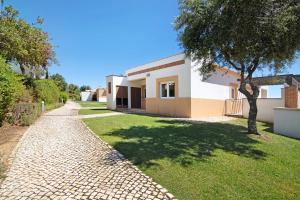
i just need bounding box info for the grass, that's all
[45,103,64,111]
[79,108,114,115]
[84,115,300,200]
[77,101,107,107]
[0,158,5,181]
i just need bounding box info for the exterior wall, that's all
[96,88,107,102]
[106,76,128,109]
[126,54,187,81]
[80,91,93,101]
[274,108,300,139]
[106,76,144,110]
[298,91,300,108]
[189,61,236,117]
[285,86,298,108]
[107,53,270,118]
[242,98,284,123]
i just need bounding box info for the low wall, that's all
[242,98,284,123]
[274,108,300,139]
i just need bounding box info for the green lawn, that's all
[79,108,114,115]
[0,159,5,181]
[84,115,300,200]
[77,101,107,107]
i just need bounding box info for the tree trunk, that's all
[247,97,258,134]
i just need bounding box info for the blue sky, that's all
[6,0,300,97]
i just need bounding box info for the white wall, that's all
[97,97,107,103]
[274,108,300,139]
[242,98,284,123]
[106,76,144,109]
[126,53,186,81]
[80,91,93,101]
[145,60,191,98]
[190,62,232,100]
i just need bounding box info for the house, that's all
[80,90,94,101]
[96,88,107,102]
[80,88,107,102]
[106,53,268,118]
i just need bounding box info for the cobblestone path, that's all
[0,102,173,200]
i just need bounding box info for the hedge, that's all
[34,79,60,104]
[0,57,25,126]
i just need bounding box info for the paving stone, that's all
[0,102,173,199]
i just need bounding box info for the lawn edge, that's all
[80,119,177,200]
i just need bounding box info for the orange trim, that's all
[128,60,185,76]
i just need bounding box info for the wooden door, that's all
[131,87,141,109]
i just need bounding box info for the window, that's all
[160,81,175,98]
[108,82,111,94]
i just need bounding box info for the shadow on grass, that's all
[107,120,268,168]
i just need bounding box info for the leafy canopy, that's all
[0,6,56,75]
[80,85,92,92]
[175,0,300,75]
[50,73,68,91]
[0,56,25,126]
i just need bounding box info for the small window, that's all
[160,81,175,98]
[161,83,168,98]
[108,82,111,94]
[169,82,175,97]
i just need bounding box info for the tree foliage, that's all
[34,79,60,104]
[68,84,80,100]
[175,0,300,134]
[0,6,56,76]
[50,73,68,91]
[80,85,92,92]
[0,57,25,126]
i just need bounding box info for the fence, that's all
[242,98,284,123]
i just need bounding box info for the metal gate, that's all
[225,99,243,116]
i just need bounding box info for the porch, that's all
[115,79,146,110]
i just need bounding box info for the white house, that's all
[106,53,268,118]
[80,88,107,102]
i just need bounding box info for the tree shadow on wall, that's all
[105,120,268,168]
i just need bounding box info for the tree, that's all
[175,0,300,134]
[0,56,25,126]
[80,85,92,92]
[50,73,67,91]
[68,84,80,100]
[0,6,56,76]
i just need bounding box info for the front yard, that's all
[77,101,107,108]
[79,108,114,115]
[84,115,300,200]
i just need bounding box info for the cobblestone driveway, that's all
[0,102,173,200]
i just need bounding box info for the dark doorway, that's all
[131,87,142,109]
[116,86,128,108]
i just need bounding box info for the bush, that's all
[34,79,60,104]
[0,58,25,126]
[59,92,68,104]
[6,103,42,126]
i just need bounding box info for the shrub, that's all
[6,103,42,126]
[0,57,25,126]
[34,79,60,104]
[59,92,68,104]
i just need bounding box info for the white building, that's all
[106,53,268,118]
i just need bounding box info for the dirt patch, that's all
[0,123,28,180]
